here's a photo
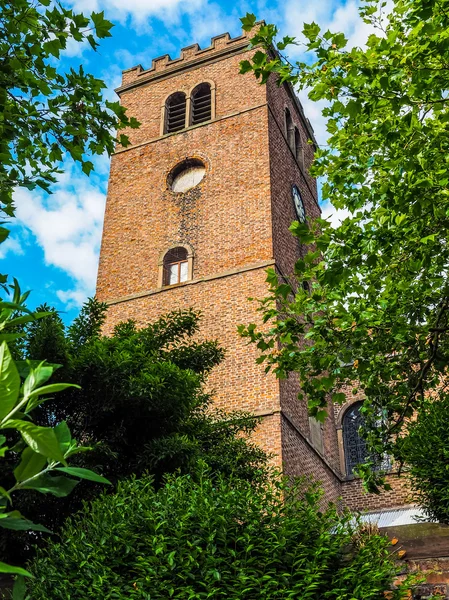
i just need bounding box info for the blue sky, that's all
[5,0,373,323]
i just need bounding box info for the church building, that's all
[96,22,410,515]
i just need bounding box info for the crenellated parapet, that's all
[118,24,263,92]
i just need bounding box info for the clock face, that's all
[292,185,306,223]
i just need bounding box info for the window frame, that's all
[160,83,216,137]
[339,400,391,478]
[162,91,187,135]
[190,82,213,126]
[158,244,194,288]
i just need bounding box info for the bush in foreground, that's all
[2,303,267,565]
[28,470,411,599]
[400,395,449,524]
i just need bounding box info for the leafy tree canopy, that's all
[0,0,139,584]
[0,0,139,229]
[0,283,109,583]
[1,301,268,564]
[27,468,413,599]
[239,0,449,493]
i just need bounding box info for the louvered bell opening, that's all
[166,94,186,133]
[192,85,212,125]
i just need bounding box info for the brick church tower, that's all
[96,23,409,509]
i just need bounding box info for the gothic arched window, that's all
[342,401,391,476]
[342,402,369,476]
[163,247,189,285]
[165,92,187,133]
[285,107,295,153]
[295,127,304,171]
[191,83,212,125]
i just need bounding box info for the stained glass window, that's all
[342,402,391,476]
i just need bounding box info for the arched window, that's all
[165,92,187,134]
[191,83,212,125]
[342,401,390,476]
[342,402,369,476]
[285,107,295,153]
[295,127,304,171]
[163,247,189,286]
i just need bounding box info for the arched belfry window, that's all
[342,402,369,476]
[165,92,187,134]
[191,83,212,125]
[158,245,194,288]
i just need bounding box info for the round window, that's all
[169,158,206,193]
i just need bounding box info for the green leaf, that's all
[0,333,25,343]
[303,22,321,41]
[0,486,11,501]
[55,467,111,484]
[240,60,253,74]
[21,361,54,398]
[0,227,10,244]
[14,447,47,482]
[0,562,32,577]
[15,360,58,380]
[0,516,51,533]
[2,421,66,463]
[81,160,94,176]
[54,421,72,454]
[27,382,80,400]
[22,474,78,497]
[332,392,347,404]
[12,575,27,600]
[240,13,257,31]
[0,342,20,421]
[91,11,113,38]
[7,312,51,328]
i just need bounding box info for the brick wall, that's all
[265,73,343,482]
[342,474,412,511]
[102,268,280,416]
[281,415,342,505]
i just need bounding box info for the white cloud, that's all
[67,0,204,28]
[13,162,106,309]
[62,35,89,58]
[184,3,236,46]
[0,236,25,259]
[56,288,90,311]
[320,200,352,228]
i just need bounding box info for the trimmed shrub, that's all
[28,470,411,599]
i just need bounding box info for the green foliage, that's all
[0,282,108,579]
[0,0,141,587]
[239,0,449,493]
[27,469,412,600]
[399,397,449,523]
[23,304,67,368]
[1,301,267,565]
[0,0,139,224]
